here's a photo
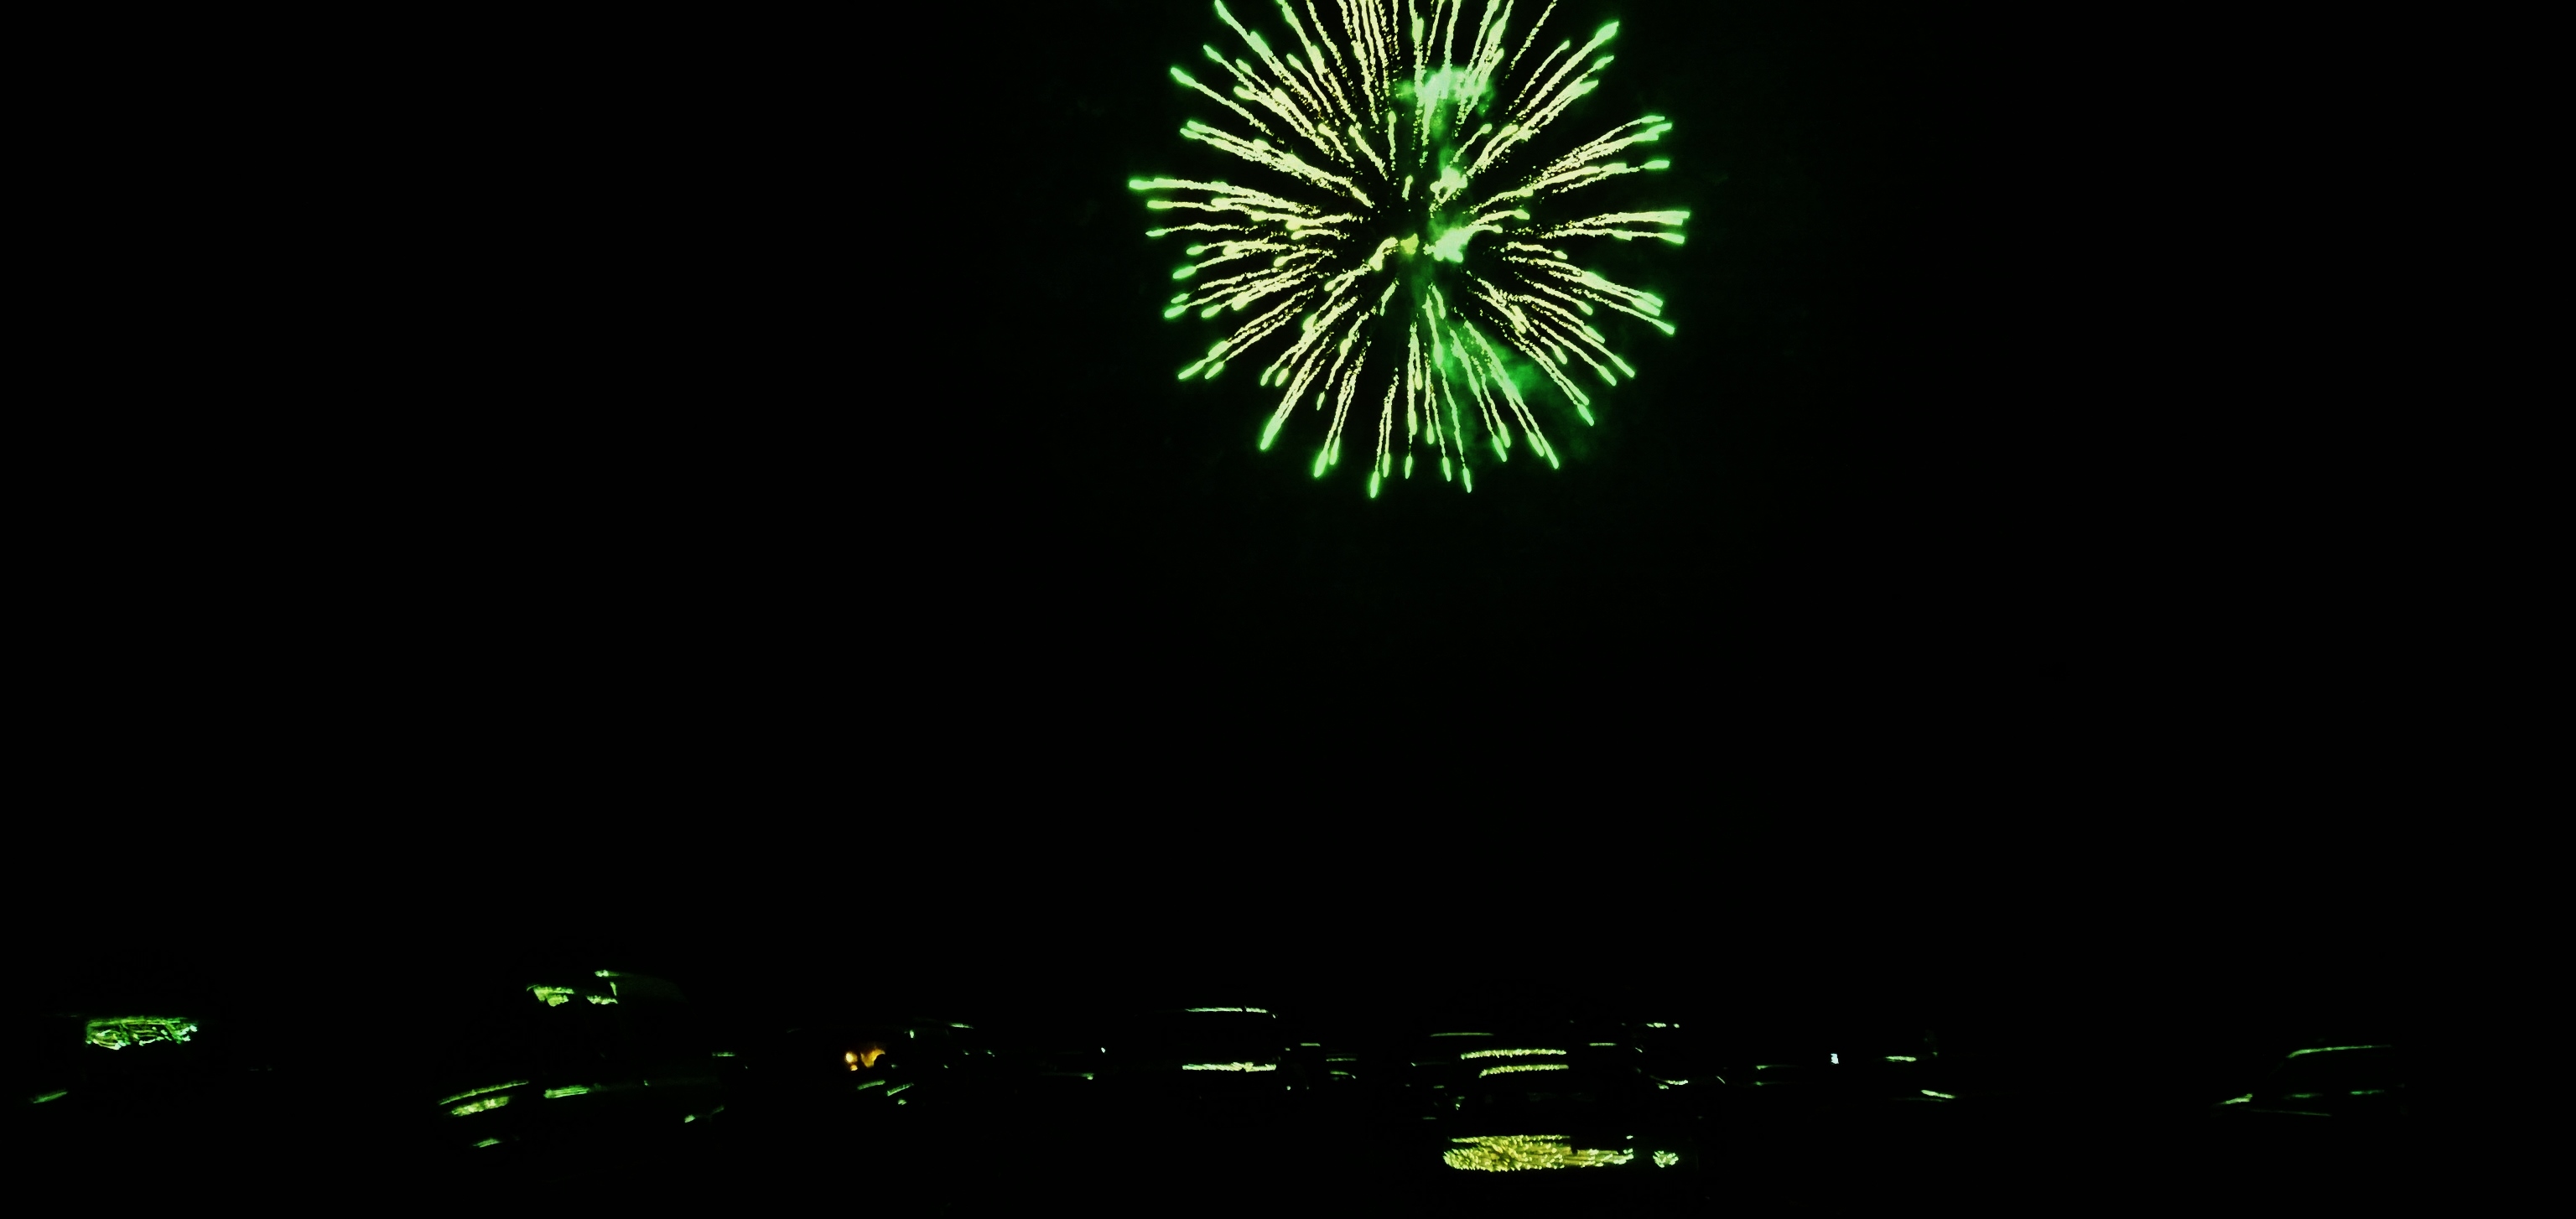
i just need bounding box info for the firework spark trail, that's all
[1136,0,1685,495]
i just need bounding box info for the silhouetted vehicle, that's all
[1075,1005,1317,1131]
[1711,1027,1966,1121]
[1389,1025,1706,1205]
[421,968,724,1180]
[2210,1043,2404,1121]
[17,1007,293,1170]
[1294,1029,1375,1103]
[840,1004,1336,1209]
[718,1014,1018,1127]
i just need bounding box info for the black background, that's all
[366,0,1992,683]
[28,0,2413,1139]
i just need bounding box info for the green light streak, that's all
[1459,1047,1566,1060]
[1653,1150,1680,1168]
[474,1138,503,1149]
[450,1095,512,1118]
[1139,0,1683,494]
[436,1082,528,1107]
[30,1090,70,1104]
[1920,1089,1956,1100]
[1477,1063,1571,1078]
[2285,1045,2391,1058]
[543,1086,591,1099]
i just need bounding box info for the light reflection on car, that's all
[424,969,723,1165]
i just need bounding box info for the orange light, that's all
[848,1045,885,1069]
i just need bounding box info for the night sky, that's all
[356,0,1986,687]
[28,1,2408,1147]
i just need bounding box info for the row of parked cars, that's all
[16,967,2406,1203]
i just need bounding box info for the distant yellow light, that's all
[1181,1062,1279,1071]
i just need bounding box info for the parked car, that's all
[718,1013,1018,1123]
[2210,1043,2404,1120]
[422,968,724,1178]
[1388,1024,1707,1206]
[1711,1025,1966,1118]
[1104,1007,1301,1075]
[19,1008,269,1155]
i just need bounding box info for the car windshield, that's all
[1454,1059,1644,1117]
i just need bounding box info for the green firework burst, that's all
[1135,0,1685,496]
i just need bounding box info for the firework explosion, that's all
[1134,0,1685,495]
